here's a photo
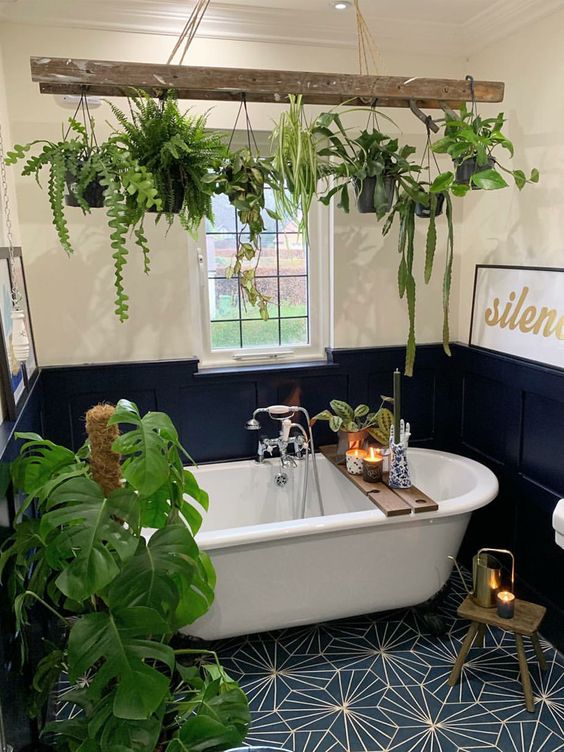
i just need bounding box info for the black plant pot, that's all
[148,185,184,215]
[65,172,105,208]
[455,156,495,190]
[415,191,445,219]
[355,175,395,214]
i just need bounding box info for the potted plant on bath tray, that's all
[311,398,394,463]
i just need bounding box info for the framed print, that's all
[469,265,564,370]
[0,247,38,419]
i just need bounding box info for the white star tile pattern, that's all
[214,570,564,752]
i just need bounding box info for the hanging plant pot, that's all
[455,156,495,190]
[355,175,395,214]
[148,183,184,214]
[415,191,445,219]
[65,172,105,209]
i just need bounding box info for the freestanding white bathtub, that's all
[175,448,498,640]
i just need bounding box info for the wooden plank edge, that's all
[38,83,481,109]
[31,57,504,105]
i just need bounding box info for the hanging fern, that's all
[7,116,162,320]
[47,152,73,255]
[97,167,130,321]
[109,91,226,233]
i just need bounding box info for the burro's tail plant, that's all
[0,399,249,752]
[6,117,162,321]
[311,398,394,445]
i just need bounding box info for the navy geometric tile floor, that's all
[214,570,564,752]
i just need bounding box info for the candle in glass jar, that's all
[362,447,384,483]
[346,448,367,475]
[496,590,515,619]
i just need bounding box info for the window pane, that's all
[281,318,308,346]
[242,319,280,348]
[211,321,241,350]
[255,234,278,277]
[279,276,308,318]
[207,235,237,278]
[207,193,236,233]
[241,278,279,319]
[208,279,240,321]
[279,234,306,276]
[263,190,278,233]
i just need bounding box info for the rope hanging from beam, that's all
[167,0,211,65]
[353,0,379,75]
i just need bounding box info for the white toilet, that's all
[552,500,564,549]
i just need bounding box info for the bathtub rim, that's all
[172,448,499,552]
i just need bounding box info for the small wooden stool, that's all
[448,595,547,712]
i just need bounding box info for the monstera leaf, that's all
[106,525,215,630]
[40,477,140,602]
[109,401,175,496]
[68,607,174,720]
[10,432,86,517]
[169,665,250,752]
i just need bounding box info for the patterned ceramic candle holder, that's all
[389,420,412,489]
[345,448,367,475]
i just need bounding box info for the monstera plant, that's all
[0,400,249,752]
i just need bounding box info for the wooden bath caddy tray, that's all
[319,445,438,517]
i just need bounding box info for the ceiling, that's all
[0,0,563,56]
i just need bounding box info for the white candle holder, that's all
[346,449,367,475]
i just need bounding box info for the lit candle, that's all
[346,448,367,476]
[362,447,384,483]
[497,590,515,619]
[393,369,401,444]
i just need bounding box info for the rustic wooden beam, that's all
[31,57,505,109]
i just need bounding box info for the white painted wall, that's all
[456,10,563,344]
[0,22,465,365]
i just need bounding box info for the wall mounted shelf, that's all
[30,57,505,109]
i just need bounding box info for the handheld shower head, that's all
[245,418,261,431]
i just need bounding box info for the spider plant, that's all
[6,117,162,321]
[270,95,325,241]
[109,90,227,234]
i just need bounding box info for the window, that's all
[206,189,309,351]
[190,151,331,366]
